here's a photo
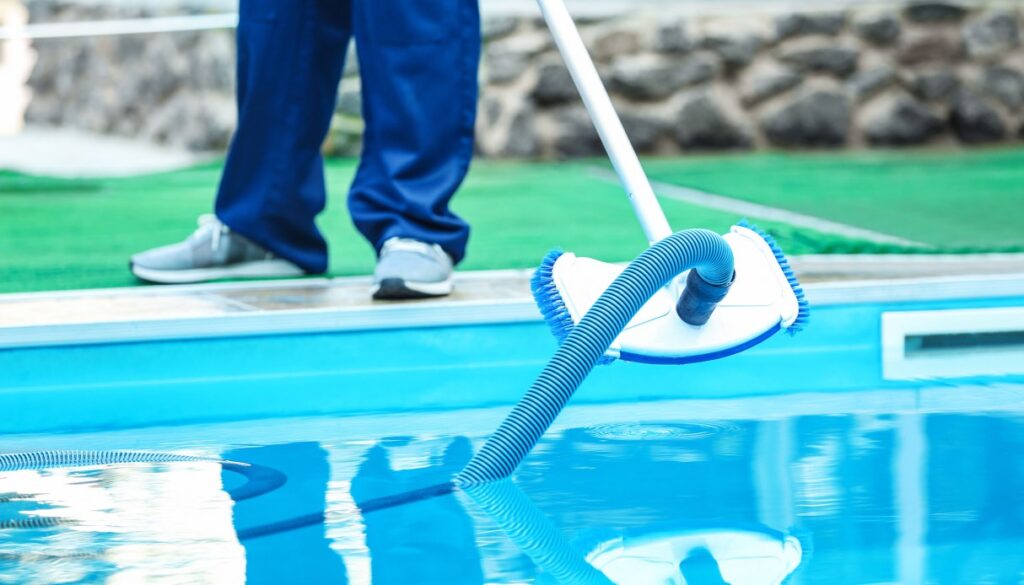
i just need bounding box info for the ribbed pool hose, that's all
[456,229,733,486]
[1,230,734,536]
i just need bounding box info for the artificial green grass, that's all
[1,149,1021,294]
[642,148,1024,252]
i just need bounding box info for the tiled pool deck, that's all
[3,254,1023,349]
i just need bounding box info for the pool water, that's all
[1,381,1022,584]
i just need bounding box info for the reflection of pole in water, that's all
[0,0,33,135]
[464,480,616,585]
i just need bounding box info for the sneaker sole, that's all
[371,277,453,300]
[130,260,305,284]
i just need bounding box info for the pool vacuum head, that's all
[532,221,809,365]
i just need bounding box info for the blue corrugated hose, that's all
[456,229,733,486]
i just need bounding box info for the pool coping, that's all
[2,258,1024,350]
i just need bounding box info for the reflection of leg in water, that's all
[678,547,731,585]
[351,437,483,585]
[223,442,347,585]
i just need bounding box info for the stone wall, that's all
[25,2,237,151]
[23,1,1024,156]
[477,2,1024,157]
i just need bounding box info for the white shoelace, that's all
[192,214,229,253]
[381,237,447,260]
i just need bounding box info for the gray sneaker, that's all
[130,214,305,284]
[372,237,454,300]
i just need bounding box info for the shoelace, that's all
[192,214,229,254]
[381,237,446,260]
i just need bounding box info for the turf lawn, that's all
[1,148,1022,294]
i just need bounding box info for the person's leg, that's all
[215,0,352,275]
[349,0,481,267]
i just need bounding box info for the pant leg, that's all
[215,0,351,274]
[349,0,481,264]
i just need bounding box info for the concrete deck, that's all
[3,255,1024,349]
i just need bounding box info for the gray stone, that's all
[739,64,802,106]
[675,93,752,150]
[481,96,503,127]
[854,13,902,46]
[142,91,236,151]
[904,2,968,23]
[621,111,671,153]
[912,70,960,102]
[552,106,603,158]
[949,91,1008,143]
[483,16,519,41]
[848,66,896,101]
[335,81,362,118]
[589,28,643,63]
[486,49,530,84]
[863,95,944,145]
[701,33,764,70]
[762,89,851,147]
[964,11,1021,59]
[778,41,860,78]
[898,32,964,65]
[775,13,846,40]
[655,21,694,54]
[504,105,540,158]
[611,54,715,101]
[532,62,578,106]
[983,66,1024,111]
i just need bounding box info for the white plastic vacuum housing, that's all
[550,225,802,364]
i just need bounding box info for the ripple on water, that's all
[585,421,740,441]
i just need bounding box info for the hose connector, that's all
[676,269,734,326]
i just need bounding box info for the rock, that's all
[762,89,851,147]
[143,90,237,151]
[486,48,530,84]
[778,40,860,77]
[483,16,519,41]
[964,11,1021,59]
[675,92,752,150]
[848,66,896,101]
[621,111,671,153]
[532,62,578,106]
[739,63,802,106]
[504,104,540,158]
[335,79,361,117]
[551,106,603,157]
[343,41,359,78]
[904,2,968,24]
[983,66,1024,111]
[775,13,845,40]
[949,91,1008,143]
[481,96,503,127]
[655,21,693,54]
[487,32,552,62]
[898,32,964,65]
[863,94,944,145]
[854,13,902,46]
[701,33,764,70]
[610,54,715,101]
[912,70,960,102]
[589,28,643,63]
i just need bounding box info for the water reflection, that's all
[1,404,1021,584]
[224,442,347,585]
[351,437,483,585]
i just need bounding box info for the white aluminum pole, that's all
[536,0,673,244]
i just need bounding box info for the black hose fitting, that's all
[676,269,735,326]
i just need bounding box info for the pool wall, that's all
[2,275,1023,435]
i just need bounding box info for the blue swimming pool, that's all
[1,277,1023,583]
